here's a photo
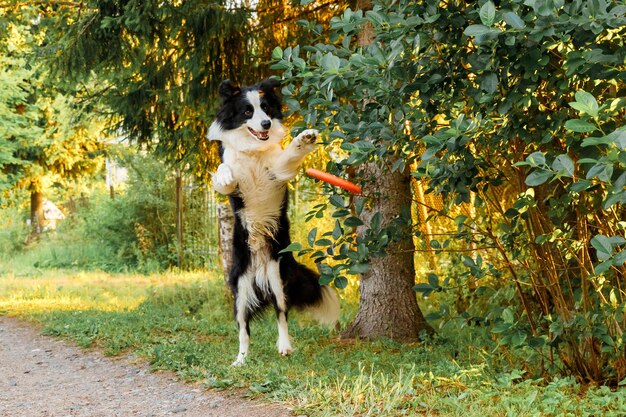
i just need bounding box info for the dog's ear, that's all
[259,78,281,95]
[218,80,241,101]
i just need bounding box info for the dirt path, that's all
[0,316,295,417]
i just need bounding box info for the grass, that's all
[1,265,626,416]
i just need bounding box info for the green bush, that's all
[77,151,179,272]
[0,206,28,257]
[275,0,626,384]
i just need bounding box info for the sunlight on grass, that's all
[0,270,212,315]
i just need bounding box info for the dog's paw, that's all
[231,353,247,367]
[294,129,319,151]
[277,338,293,356]
[278,345,293,356]
[213,163,236,193]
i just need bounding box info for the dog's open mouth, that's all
[247,127,270,141]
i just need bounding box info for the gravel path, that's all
[0,316,294,417]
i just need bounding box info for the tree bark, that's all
[342,161,434,341]
[216,201,234,285]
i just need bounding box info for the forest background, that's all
[1,0,626,416]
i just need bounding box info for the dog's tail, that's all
[307,284,340,326]
[284,262,341,326]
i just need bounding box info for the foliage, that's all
[72,150,179,272]
[37,0,348,176]
[0,206,28,256]
[0,150,180,273]
[275,0,626,383]
[0,12,106,197]
[2,269,626,416]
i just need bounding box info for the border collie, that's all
[208,78,340,366]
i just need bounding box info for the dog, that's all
[207,78,340,366]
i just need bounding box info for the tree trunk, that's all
[342,161,434,341]
[341,0,433,341]
[216,201,234,285]
[30,189,44,239]
[175,172,184,269]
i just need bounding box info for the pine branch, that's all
[0,1,88,9]
[250,0,341,33]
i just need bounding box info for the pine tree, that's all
[0,9,105,235]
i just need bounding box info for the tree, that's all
[47,0,347,179]
[274,2,436,340]
[0,10,105,236]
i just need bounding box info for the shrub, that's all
[275,0,626,383]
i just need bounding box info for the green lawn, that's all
[1,266,624,416]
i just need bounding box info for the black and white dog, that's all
[208,78,340,366]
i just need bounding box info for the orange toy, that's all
[306,168,362,195]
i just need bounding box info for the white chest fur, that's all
[223,146,286,251]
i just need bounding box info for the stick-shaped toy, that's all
[306,168,362,195]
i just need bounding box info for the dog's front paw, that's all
[294,129,319,152]
[213,163,236,194]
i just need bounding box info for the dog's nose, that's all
[261,120,271,130]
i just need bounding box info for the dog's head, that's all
[208,78,286,152]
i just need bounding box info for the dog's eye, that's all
[261,103,268,112]
[244,107,253,117]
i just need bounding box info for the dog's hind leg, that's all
[232,308,250,366]
[232,276,255,366]
[267,260,292,356]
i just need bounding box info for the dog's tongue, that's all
[249,127,269,141]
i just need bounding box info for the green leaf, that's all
[344,216,364,227]
[329,195,345,208]
[334,275,349,289]
[349,262,370,274]
[480,73,498,94]
[526,151,546,167]
[614,250,626,266]
[595,259,613,275]
[428,273,439,288]
[502,308,515,324]
[480,1,496,26]
[603,191,625,210]
[315,238,333,246]
[279,242,302,254]
[464,24,492,37]
[307,227,318,246]
[528,336,546,348]
[321,53,341,73]
[525,170,553,186]
[586,163,613,182]
[503,11,525,29]
[414,283,433,294]
[569,180,592,192]
[574,90,599,117]
[271,46,283,60]
[565,119,596,133]
[552,154,575,177]
[591,235,613,261]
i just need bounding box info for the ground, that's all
[0,316,294,417]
